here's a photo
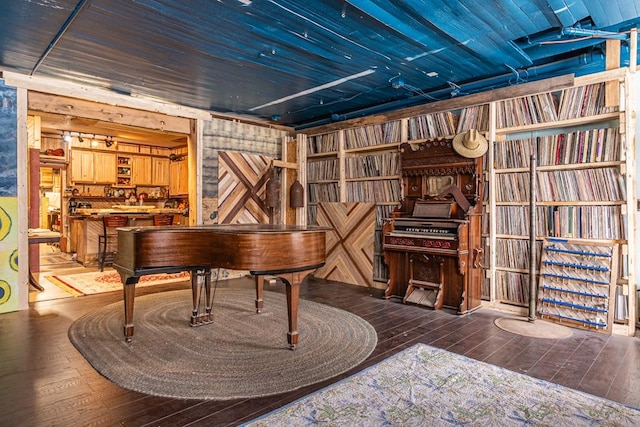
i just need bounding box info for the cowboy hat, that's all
[452,129,488,158]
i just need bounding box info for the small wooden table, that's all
[28,230,61,291]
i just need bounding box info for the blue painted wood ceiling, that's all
[0,0,639,129]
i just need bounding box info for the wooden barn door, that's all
[313,202,375,287]
[217,151,272,224]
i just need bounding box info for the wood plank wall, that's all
[313,202,375,287]
[217,151,272,224]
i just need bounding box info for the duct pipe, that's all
[561,27,627,40]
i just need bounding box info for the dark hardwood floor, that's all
[2,275,640,426]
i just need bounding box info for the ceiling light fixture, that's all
[249,67,377,111]
[64,131,120,146]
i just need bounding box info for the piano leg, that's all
[203,269,212,322]
[190,270,199,324]
[255,275,264,313]
[190,269,214,326]
[275,269,314,350]
[122,276,139,343]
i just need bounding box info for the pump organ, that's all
[382,139,484,313]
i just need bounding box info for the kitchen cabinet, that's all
[93,152,117,183]
[132,155,153,185]
[70,149,116,184]
[169,157,188,195]
[70,150,93,182]
[152,157,170,186]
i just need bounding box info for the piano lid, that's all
[121,223,331,234]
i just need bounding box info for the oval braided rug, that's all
[68,288,377,400]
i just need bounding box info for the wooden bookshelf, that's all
[485,69,635,336]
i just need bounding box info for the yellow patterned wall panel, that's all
[0,197,18,312]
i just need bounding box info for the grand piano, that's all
[113,224,327,349]
[383,138,484,314]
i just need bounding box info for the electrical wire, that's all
[402,83,441,100]
[504,63,527,84]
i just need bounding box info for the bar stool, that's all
[153,214,175,226]
[97,215,128,271]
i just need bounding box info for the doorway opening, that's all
[27,107,194,302]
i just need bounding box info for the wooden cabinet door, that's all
[169,160,180,195]
[93,152,116,183]
[70,150,94,182]
[152,157,170,186]
[178,159,189,194]
[169,159,188,195]
[132,155,153,185]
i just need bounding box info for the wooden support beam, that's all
[284,137,298,225]
[605,39,621,107]
[631,28,637,74]
[27,92,192,135]
[271,159,297,169]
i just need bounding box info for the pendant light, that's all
[289,179,304,208]
[265,167,280,208]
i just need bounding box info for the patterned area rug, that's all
[245,343,640,426]
[68,288,377,400]
[47,270,190,296]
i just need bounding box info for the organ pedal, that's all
[404,254,445,309]
[403,279,444,309]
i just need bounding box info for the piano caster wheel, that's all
[125,337,132,343]
[289,344,296,351]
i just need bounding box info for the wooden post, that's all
[528,154,537,322]
[284,136,298,225]
[630,28,637,74]
[605,39,621,107]
[28,149,40,274]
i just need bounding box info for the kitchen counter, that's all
[75,205,185,216]
[69,206,185,266]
